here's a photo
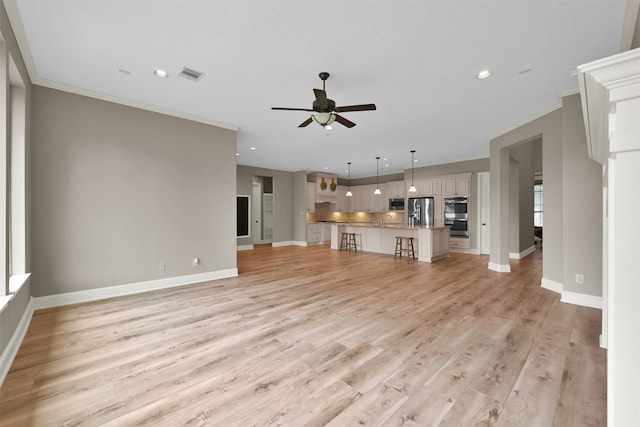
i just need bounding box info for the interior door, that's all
[263,193,273,242]
[478,172,490,254]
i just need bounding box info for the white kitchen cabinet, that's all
[371,184,386,211]
[351,186,364,212]
[449,237,470,250]
[443,174,470,196]
[387,181,406,198]
[321,224,332,242]
[407,178,433,197]
[433,179,442,195]
[434,195,443,227]
[356,184,384,212]
[307,223,321,243]
[306,182,316,212]
[418,227,450,262]
[419,179,433,196]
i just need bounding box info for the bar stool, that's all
[394,236,415,259]
[340,232,357,252]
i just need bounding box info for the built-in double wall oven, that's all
[444,197,469,238]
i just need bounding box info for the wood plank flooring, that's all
[0,245,606,426]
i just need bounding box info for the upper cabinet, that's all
[334,185,352,212]
[306,182,316,212]
[407,178,433,197]
[443,174,470,196]
[387,181,406,198]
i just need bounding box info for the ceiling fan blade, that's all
[298,117,313,127]
[313,89,327,100]
[334,114,356,128]
[272,107,315,112]
[334,103,377,113]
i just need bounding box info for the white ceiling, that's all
[5,1,627,179]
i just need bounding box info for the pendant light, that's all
[408,150,417,193]
[373,156,382,195]
[346,162,353,197]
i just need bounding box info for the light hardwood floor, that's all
[0,245,606,426]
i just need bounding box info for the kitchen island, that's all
[330,223,450,262]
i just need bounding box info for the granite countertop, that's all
[309,222,448,230]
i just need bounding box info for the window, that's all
[1,45,28,297]
[534,183,543,227]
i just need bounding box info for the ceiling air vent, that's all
[178,67,204,81]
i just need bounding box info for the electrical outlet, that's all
[575,273,584,284]
[159,262,166,271]
[192,257,199,267]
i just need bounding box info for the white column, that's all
[578,48,640,427]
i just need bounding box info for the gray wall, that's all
[490,93,603,298]
[31,86,237,297]
[490,108,563,282]
[562,94,602,296]
[409,158,490,179]
[236,165,305,246]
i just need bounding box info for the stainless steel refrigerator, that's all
[407,197,434,227]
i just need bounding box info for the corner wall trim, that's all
[541,277,563,293]
[488,262,511,273]
[509,245,536,260]
[0,298,35,386]
[32,268,238,310]
[561,291,603,309]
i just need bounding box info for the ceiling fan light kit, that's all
[312,112,336,129]
[272,72,376,129]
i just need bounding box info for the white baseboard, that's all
[488,262,511,273]
[599,332,608,349]
[237,245,254,251]
[0,298,35,386]
[272,240,309,247]
[541,277,563,293]
[32,269,238,310]
[561,291,603,309]
[509,245,536,260]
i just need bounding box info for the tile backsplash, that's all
[307,203,404,224]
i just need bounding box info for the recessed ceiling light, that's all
[385,164,389,167]
[250,147,257,150]
[236,153,239,156]
[476,70,492,79]
[323,166,329,170]
[414,159,418,163]
[154,69,168,78]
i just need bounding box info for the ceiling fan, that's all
[272,72,376,129]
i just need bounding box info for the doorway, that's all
[252,176,273,244]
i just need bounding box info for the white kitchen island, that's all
[330,224,450,262]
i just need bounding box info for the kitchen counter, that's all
[330,224,450,262]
